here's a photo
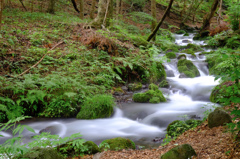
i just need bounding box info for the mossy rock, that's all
[166,52,177,59]
[100,137,135,151]
[133,84,166,103]
[161,144,197,159]
[131,36,148,47]
[159,80,169,88]
[128,83,142,91]
[177,54,187,60]
[76,94,115,119]
[180,48,195,56]
[177,59,200,78]
[83,141,101,154]
[165,47,179,53]
[208,107,232,128]
[186,43,203,52]
[16,147,64,159]
[175,30,186,34]
[149,97,161,103]
[199,51,215,55]
[183,33,189,36]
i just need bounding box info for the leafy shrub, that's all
[76,94,115,119]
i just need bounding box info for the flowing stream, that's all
[0,33,219,148]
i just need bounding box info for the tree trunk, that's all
[147,0,174,42]
[71,0,80,13]
[89,0,113,28]
[47,0,55,14]
[200,0,219,32]
[0,0,3,30]
[79,0,84,19]
[151,0,157,41]
[90,0,96,19]
[116,0,120,21]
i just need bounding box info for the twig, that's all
[17,41,64,77]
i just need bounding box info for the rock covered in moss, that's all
[177,59,200,78]
[183,33,189,36]
[166,52,177,59]
[175,30,186,34]
[133,84,166,103]
[186,43,203,52]
[177,54,187,60]
[76,94,115,119]
[83,141,101,154]
[161,144,197,159]
[208,107,232,128]
[131,36,148,47]
[16,147,64,159]
[128,83,142,91]
[100,137,135,151]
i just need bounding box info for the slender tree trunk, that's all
[151,0,157,41]
[0,0,3,30]
[116,0,120,21]
[90,0,96,19]
[47,0,55,14]
[19,0,27,11]
[147,0,174,42]
[217,0,223,25]
[31,0,33,12]
[200,0,219,32]
[89,0,113,28]
[79,0,84,19]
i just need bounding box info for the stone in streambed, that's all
[160,144,197,159]
[99,137,135,151]
[208,107,232,128]
[128,83,142,91]
[177,59,200,78]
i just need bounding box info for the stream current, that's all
[0,33,220,147]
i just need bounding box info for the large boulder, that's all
[99,137,135,151]
[161,144,197,159]
[177,59,200,78]
[166,52,177,59]
[83,141,101,154]
[16,147,64,159]
[76,94,115,119]
[133,84,166,103]
[208,108,232,128]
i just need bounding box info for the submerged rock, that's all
[99,137,135,151]
[208,108,232,128]
[161,144,197,159]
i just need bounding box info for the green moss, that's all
[131,36,148,47]
[177,54,186,60]
[199,51,215,55]
[186,43,203,52]
[133,84,166,103]
[166,52,177,59]
[177,59,200,78]
[83,141,101,154]
[149,97,160,103]
[161,144,197,159]
[128,83,142,91]
[76,94,115,119]
[175,30,186,34]
[148,83,159,91]
[181,48,195,55]
[165,46,179,53]
[100,137,135,151]
[16,147,64,159]
[183,33,189,36]
[159,80,169,88]
[208,108,232,128]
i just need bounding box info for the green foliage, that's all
[129,12,155,24]
[175,30,186,34]
[166,52,176,59]
[76,94,115,119]
[225,0,240,31]
[167,120,202,138]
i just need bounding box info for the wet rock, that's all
[182,40,191,43]
[166,52,177,59]
[159,80,169,88]
[177,59,200,78]
[179,73,188,78]
[177,54,186,60]
[83,141,101,154]
[208,108,232,128]
[161,144,197,159]
[121,86,128,91]
[166,70,175,77]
